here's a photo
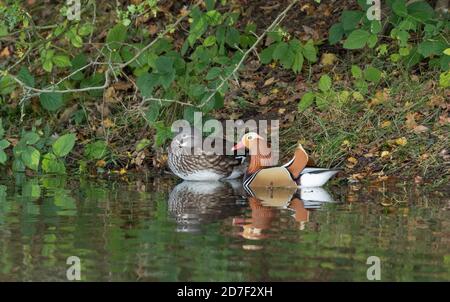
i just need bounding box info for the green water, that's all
[0,174,449,281]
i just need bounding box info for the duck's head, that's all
[231,132,263,152]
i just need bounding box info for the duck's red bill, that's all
[231,141,245,151]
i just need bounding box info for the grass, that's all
[280,70,448,182]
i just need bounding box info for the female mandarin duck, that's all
[231,132,340,189]
[168,130,247,181]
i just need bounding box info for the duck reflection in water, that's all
[233,186,336,240]
[168,180,245,233]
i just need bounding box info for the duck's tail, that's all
[283,143,309,179]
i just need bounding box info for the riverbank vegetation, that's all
[0,0,448,183]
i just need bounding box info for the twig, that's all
[197,0,299,108]
[2,6,192,96]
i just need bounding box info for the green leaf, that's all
[341,10,363,31]
[367,34,378,48]
[343,29,370,49]
[206,67,222,80]
[318,75,332,92]
[0,150,7,164]
[78,23,94,36]
[0,22,8,37]
[225,28,240,48]
[418,40,447,58]
[407,1,434,21]
[439,71,450,88]
[392,0,407,17]
[155,56,174,74]
[71,35,83,48]
[70,53,87,80]
[52,133,76,157]
[351,65,363,79]
[136,73,159,97]
[136,139,151,152]
[364,66,382,83]
[42,153,66,174]
[370,21,382,34]
[53,55,72,68]
[40,92,64,111]
[106,24,128,50]
[302,40,317,63]
[22,132,40,145]
[84,141,108,160]
[292,52,304,74]
[273,42,289,61]
[12,159,25,172]
[444,48,450,56]
[203,35,217,47]
[18,67,35,88]
[328,23,344,45]
[260,44,276,64]
[145,101,161,124]
[298,92,315,112]
[0,139,10,149]
[0,75,16,95]
[188,15,207,46]
[42,59,53,73]
[21,146,40,171]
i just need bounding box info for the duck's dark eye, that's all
[248,135,253,140]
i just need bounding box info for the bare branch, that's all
[197,0,299,108]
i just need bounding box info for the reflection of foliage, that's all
[0,177,448,281]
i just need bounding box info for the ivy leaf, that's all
[40,92,64,111]
[52,133,76,157]
[343,29,370,49]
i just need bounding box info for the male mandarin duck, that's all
[168,130,247,181]
[231,132,340,189]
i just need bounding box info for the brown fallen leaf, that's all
[0,47,11,58]
[263,77,275,87]
[413,125,429,133]
[259,96,269,105]
[405,112,418,129]
[241,81,256,90]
